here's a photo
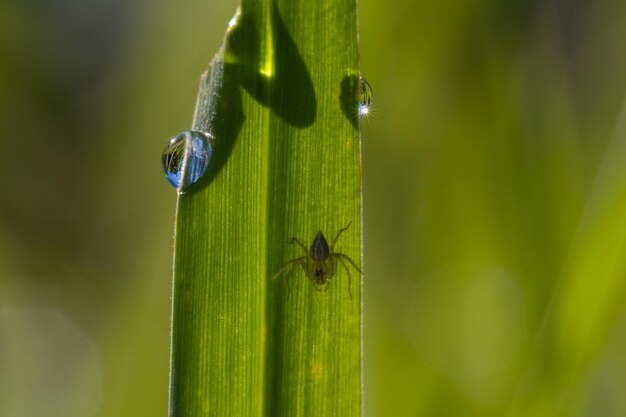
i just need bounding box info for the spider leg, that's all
[271,256,306,281]
[330,222,352,251]
[313,281,330,292]
[336,256,354,300]
[286,259,308,298]
[335,253,363,275]
[284,263,300,298]
[290,237,308,255]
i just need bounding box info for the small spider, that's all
[272,222,363,298]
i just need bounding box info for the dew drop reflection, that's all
[162,130,213,193]
[358,77,373,117]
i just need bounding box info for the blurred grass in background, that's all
[1,0,626,416]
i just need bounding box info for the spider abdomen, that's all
[308,259,336,285]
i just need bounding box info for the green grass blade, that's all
[506,100,626,417]
[169,0,362,416]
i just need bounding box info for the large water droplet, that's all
[359,77,373,117]
[162,130,213,192]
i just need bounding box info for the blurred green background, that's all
[2,0,626,416]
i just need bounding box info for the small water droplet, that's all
[228,7,241,30]
[162,130,213,192]
[358,77,373,117]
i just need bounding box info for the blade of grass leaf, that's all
[507,99,626,417]
[169,1,362,416]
